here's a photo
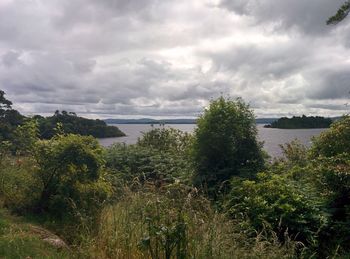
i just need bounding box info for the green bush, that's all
[137,126,193,155]
[0,157,41,212]
[192,97,266,197]
[310,116,350,158]
[225,172,324,244]
[105,143,192,185]
[311,154,350,255]
[33,134,112,221]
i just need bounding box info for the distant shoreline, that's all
[104,118,279,125]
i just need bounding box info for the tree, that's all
[0,90,24,141]
[327,1,350,25]
[310,115,350,158]
[34,134,111,220]
[191,97,265,196]
[0,90,12,115]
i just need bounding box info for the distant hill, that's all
[264,115,333,129]
[104,118,279,125]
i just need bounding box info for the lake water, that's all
[98,124,326,158]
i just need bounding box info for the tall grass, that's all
[88,183,299,259]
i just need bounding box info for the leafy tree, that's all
[34,134,111,220]
[327,1,350,25]
[0,90,24,141]
[0,90,12,114]
[308,117,350,254]
[310,116,350,158]
[12,119,39,155]
[137,126,193,155]
[191,97,265,196]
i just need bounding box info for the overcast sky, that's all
[0,0,349,118]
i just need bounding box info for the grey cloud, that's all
[0,0,349,118]
[219,0,347,34]
[2,50,22,67]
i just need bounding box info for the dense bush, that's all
[225,171,324,245]
[33,134,112,221]
[137,127,193,155]
[192,97,265,197]
[310,115,350,157]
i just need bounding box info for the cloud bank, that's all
[0,0,349,118]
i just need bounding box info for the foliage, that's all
[327,1,350,25]
[33,134,112,222]
[0,90,24,142]
[192,97,265,196]
[278,139,308,167]
[12,119,40,155]
[89,185,298,259]
[0,157,41,212]
[310,116,350,158]
[311,154,350,255]
[137,126,193,155]
[34,110,125,139]
[105,144,192,186]
[266,115,332,129]
[225,172,324,245]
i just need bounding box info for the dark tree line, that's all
[265,115,333,129]
[34,111,125,139]
[0,90,125,141]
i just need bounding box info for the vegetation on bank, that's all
[264,115,333,129]
[1,93,350,258]
[0,90,124,142]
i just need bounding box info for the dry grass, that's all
[87,184,299,259]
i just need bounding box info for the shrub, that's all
[310,116,350,158]
[311,154,350,255]
[33,134,112,222]
[105,143,192,185]
[224,172,324,244]
[137,126,192,155]
[192,97,265,197]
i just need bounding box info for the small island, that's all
[34,110,125,139]
[264,115,333,129]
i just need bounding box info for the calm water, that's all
[98,124,326,157]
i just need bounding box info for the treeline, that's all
[0,90,125,142]
[1,94,350,258]
[265,115,333,129]
[33,111,125,139]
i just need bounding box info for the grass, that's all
[87,184,299,259]
[0,208,72,259]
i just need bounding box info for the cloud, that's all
[0,0,349,118]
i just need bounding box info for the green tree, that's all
[191,97,265,196]
[0,90,24,141]
[327,1,350,25]
[12,119,39,155]
[137,126,193,155]
[308,117,350,254]
[34,134,111,220]
[310,116,350,158]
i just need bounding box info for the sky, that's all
[0,0,349,119]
